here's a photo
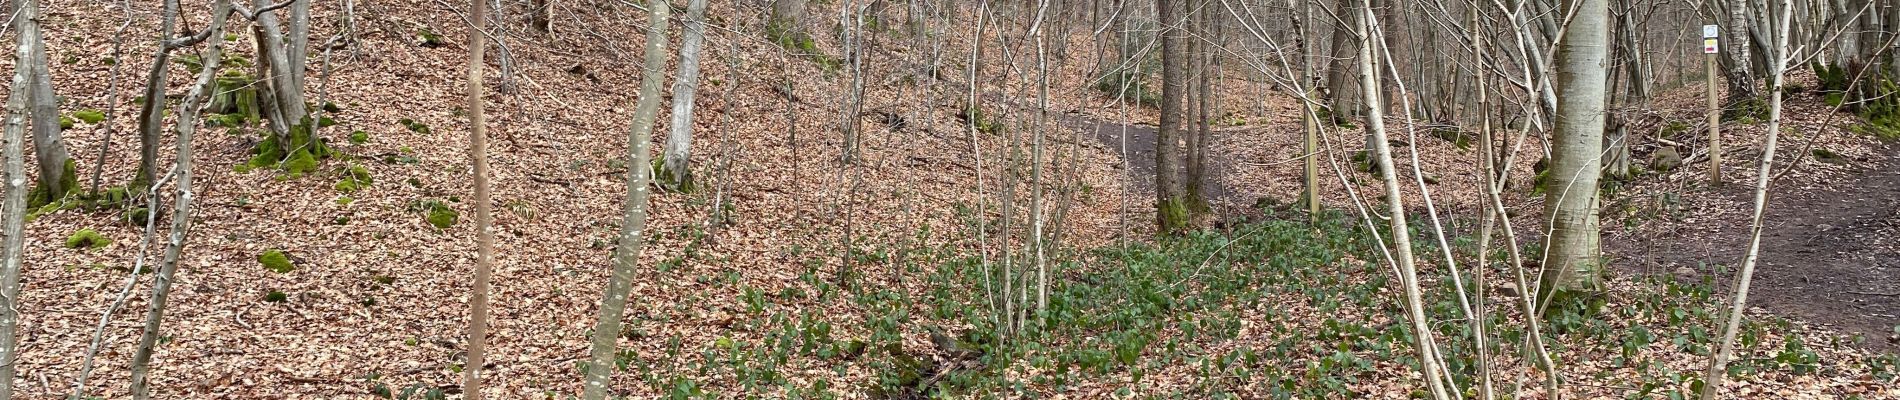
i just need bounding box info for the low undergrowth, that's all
[574,209,1894,398]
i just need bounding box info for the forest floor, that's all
[11,0,1900,398]
[1608,142,1900,352]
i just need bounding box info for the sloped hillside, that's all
[11,0,1900,398]
[18,0,1132,397]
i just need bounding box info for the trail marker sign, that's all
[1703,24,1719,38]
[1705,38,1719,53]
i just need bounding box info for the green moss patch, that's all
[246,117,335,177]
[410,200,459,230]
[958,105,1004,136]
[765,21,841,73]
[27,158,79,209]
[335,164,374,192]
[65,229,112,250]
[259,249,295,273]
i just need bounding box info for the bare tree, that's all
[1540,0,1610,298]
[582,1,667,397]
[1702,0,1794,397]
[250,0,323,167]
[1155,0,1188,233]
[462,0,496,395]
[662,0,710,189]
[16,0,72,206]
[1355,2,1450,398]
[133,0,183,190]
[0,1,40,397]
[127,1,231,398]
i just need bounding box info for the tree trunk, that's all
[1185,1,1212,214]
[19,0,71,206]
[1297,0,1321,219]
[289,0,310,87]
[1324,0,1363,126]
[1357,2,1450,398]
[127,1,229,398]
[0,1,39,396]
[134,0,182,190]
[255,9,314,155]
[772,0,807,32]
[662,0,710,189]
[1155,0,1187,233]
[1541,0,1610,297]
[581,1,666,398]
[1702,0,1793,397]
[1727,0,1763,105]
[462,0,495,395]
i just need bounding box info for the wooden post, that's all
[1706,25,1722,185]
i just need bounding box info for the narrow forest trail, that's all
[1057,112,1238,206]
[1613,144,1900,350]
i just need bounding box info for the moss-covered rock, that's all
[264,290,289,302]
[72,109,105,124]
[1649,147,1682,171]
[209,70,261,122]
[1429,127,1472,149]
[65,229,111,250]
[1811,148,1846,164]
[259,249,295,273]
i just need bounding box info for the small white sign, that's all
[1703,24,1719,38]
[1704,38,1719,54]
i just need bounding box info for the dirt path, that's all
[1057,111,1239,206]
[1611,146,1900,350]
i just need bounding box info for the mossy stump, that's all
[246,117,335,177]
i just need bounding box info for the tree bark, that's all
[134,0,182,190]
[289,0,310,83]
[0,1,38,396]
[462,0,495,395]
[1356,2,1450,398]
[127,1,229,398]
[255,8,312,150]
[1727,0,1763,104]
[1155,0,1187,233]
[1324,0,1364,125]
[1185,1,1212,214]
[1702,0,1794,398]
[19,0,71,205]
[1541,0,1610,296]
[581,1,666,398]
[662,0,710,189]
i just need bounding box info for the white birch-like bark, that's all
[1702,0,1794,397]
[1355,2,1450,399]
[581,1,667,398]
[662,0,709,187]
[0,0,38,396]
[1540,0,1609,295]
